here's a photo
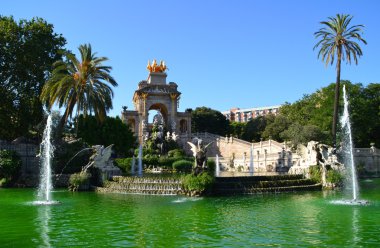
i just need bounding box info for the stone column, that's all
[139,93,149,144]
[170,93,178,132]
[264,149,267,172]
[187,117,191,135]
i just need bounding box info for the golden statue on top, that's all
[147,59,167,73]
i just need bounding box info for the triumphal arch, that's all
[121,60,191,143]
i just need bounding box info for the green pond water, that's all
[1,179,380,247]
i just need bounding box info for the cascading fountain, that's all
[215,154,220,177]
[34,114,59,205]
[131,155,136,176]
[338,85,368,205]
[249,144,254,175]
[138,144,143,177]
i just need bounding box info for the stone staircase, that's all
[212,174,321,195]
[95,174,321,196]
[95,176,183,195]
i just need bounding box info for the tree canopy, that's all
[76,115,136,156]
[40,44,117,135]
[191,107,230,136]
[278,81,379,147]
[227,81,379,148]
[0,16,66,140]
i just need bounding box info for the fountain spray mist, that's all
[138,144,143,177]
[215,154,220,177]
[341,85,359,201]
[38,114,55,202]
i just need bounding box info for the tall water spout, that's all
[341,85,359,201]
[215,154,220,177]
[138,145,143,177]
[249,144,254,175]
[38,114,54,203]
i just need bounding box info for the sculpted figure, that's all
[83,144,114,172]
[187,138,213,175]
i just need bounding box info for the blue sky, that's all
[2,0,379,117]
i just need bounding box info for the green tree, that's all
[242,116,272,142]
[279,81,379,147]
[364,84,380,146]
[314,14,366,148]
[347,83,380,147]
[281,123,326,147]
[191,107,229,136]
[0,16,66,140]
[76,115,136,156]
[40,44,117,135]
[229,122,246,139]
[262,115,290,142]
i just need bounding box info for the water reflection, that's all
[352,207,359,246]
[37,206,51,248]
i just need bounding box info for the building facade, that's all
[222,105,281,123]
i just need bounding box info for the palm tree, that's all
[314,14,366,149]
[41,44,118,134]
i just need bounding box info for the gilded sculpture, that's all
[147,59,167,73]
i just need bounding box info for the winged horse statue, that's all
[187,138,213,175]
[83,144,114,172]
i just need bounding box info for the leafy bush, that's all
[114,158,133,173]
[143,155,159,166]
[207,159,216,175]
[167,140,180,151]
[326,169,344,185]
[68,172,90,191]
[309,165,321,183]
[172,160,193,173]
[182,172,215,196]
[158,157,178,169]
[168,149,185,158]
[0,150,22,183]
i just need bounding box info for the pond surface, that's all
[1,179,380,247]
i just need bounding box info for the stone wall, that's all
[0,140,39,176]
[354,146,380,176]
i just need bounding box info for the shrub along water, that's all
[308,164,344,187]
[326,169,344,185]
[114,153,194,174]
[182,172,215,196]
[0,150,22,186]
[172,160,193,173]
[309,165,322,183]
[68,172,90,191]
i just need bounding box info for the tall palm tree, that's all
[41,44,118,134]
[314,14,366,149]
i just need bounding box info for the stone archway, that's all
[121,60,192,144]
[148,103,169,127]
